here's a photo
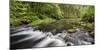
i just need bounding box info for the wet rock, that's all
[66,42,74,46]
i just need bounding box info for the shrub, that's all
[10,18,21,27]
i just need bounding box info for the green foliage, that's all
[10,0,94,36]
[81,6,95,23]
[10,18,21,27]
[60,4,81,18]
[10,1,64,27]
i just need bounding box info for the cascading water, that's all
[10,26,94,49]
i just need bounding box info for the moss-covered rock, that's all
[84,23,94,33]
[89,31,95,38]
[39,19,74,33]
[67,28,77,33]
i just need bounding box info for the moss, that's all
[67,28,77,33]
[39,19,73,33]
[29,18,55,26]
[83,23,94,33]
[39,19,81,34]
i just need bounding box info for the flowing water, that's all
[10,26,94,49]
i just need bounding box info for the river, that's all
[10,25,94,49]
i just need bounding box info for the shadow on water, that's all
[11,34,29,43]
[10,35,47,49]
